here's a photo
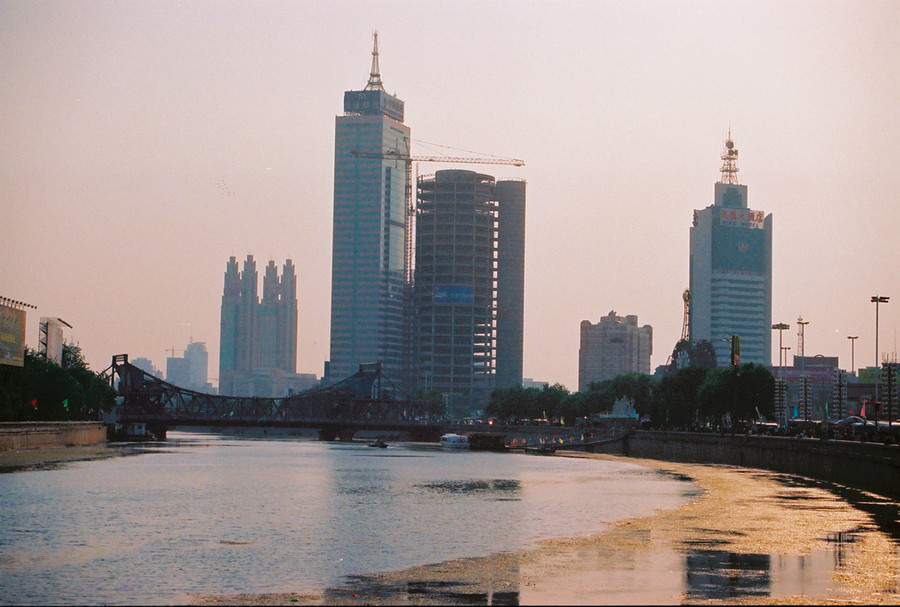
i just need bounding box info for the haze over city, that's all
[2,0,898,391]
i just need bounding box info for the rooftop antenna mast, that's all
[365,31,384,91]
[719,128,740,185]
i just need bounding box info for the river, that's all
[0,431,695,605]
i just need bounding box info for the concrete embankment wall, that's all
[619,431,900,499]
[0,422,107,452]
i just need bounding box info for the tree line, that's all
[485,363,775,430]
[0,344,117,422]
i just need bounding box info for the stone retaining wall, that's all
[622,430,900,499]
[0,422,107,452]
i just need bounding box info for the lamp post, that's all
[782,346,791,425]
[871,296,890,417]
[847,335,858,375]
[772,323,790,367]
[772,323,790,428]
[797,317,809,420]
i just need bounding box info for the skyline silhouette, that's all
[2,1,897,390]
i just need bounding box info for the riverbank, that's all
[0,443,119,471]
[193,452,900,605]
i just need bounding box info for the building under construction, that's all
[413,170,525,415]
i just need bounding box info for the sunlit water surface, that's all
[0,431,693,605]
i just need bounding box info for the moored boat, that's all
[439,433,470,449]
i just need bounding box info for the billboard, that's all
[712,214,767,273]
[719,208,765,229]
[433,285,474,305]
[0,303,26,367]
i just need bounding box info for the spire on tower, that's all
[719,128,740,185]
[365,31,384,91]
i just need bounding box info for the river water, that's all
[0,431,694,605]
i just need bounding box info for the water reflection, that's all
[686,550,771,599]
[322,575,521,606]
[417,479,521,498]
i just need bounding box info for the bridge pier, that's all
[317,426,356,441]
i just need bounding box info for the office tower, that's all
[578,311,653,391]
[184,341,210,391]
[166,356,190,389]
[164,342,209,392]
[328,33,409,385]
[689,133,772,366]
[495,179,526,389]
[219,255,298,396]
[413,170,526,414]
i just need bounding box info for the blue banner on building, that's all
[433,285,474,305]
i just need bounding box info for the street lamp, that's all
[782,346,791,425]
[772,323,790,367]
[797,316,809,359]
[847,335,858,375]
[872,296,890,414]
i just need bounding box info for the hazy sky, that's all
[3,0,898,391]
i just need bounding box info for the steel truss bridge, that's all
[107,355,440,441]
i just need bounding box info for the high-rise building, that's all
[184,341,210,391]
[495,179,526,390]
[165,342,209,391]
[413,170,525,415]
[219,255,299,396]
[689,133,772,366]
[578,311,653,391]
[328,33,409,385]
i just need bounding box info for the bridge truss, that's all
[107,355,430,431]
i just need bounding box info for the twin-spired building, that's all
[218,255,301,397]
[689,134,772,366]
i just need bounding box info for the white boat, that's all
[440,433,470,449]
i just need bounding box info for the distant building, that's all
[689,133,772,366]
[328,33,409,387]
[219,255,300,397]
[38,317,72,364]
[184,341,210,391]
[165,341,212,392]
[166,356,190,389]
[578,311,652,391]
[522,378,549,389]
[132,357,162,379]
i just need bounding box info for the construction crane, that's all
[351,148,525,166]
[350,142,525,282]
[665,289,692,368]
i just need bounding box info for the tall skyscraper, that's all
[219,255,298,396]
[689,133,772,366]
[413,169,525,415]
[495,179,526,389]
[328,33,410,385]
[578,311,653,391]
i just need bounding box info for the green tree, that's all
[0,345,116,421]
[696,364,775,429]
[609,373,654,417]
[535,383,570,421]
[651,366,708,427]
[415,388,448,419]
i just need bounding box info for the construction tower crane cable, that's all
[350,141,525,283]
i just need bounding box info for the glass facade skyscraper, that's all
[689,134,772,366]
[328,34,410,384]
